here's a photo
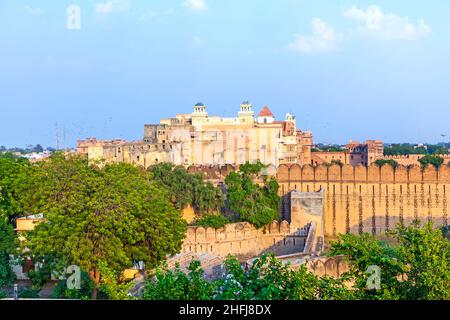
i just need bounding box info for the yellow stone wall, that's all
[277,163,449,237]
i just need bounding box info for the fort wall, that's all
[182,221,309,259]
[187,163,450,237]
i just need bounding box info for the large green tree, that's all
[330,221,450,300]
[0,205,17,294]
[18,154,187,299]
[225,162,280,228]
[0,154,30,221]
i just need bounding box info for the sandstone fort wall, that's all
[182,221,308,259]
[187,163,450,237]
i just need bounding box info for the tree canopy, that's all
[225,162,280,228]
[149,163,223,215]
[418,155,444,169]
[17,154,187,298]
[330,221,450,300]
[374,159,398,168]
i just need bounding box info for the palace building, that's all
[78,101,313,168]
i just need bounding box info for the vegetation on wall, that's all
[418,154,444,169]
[374,159,399,168]
[225,162,280,229]
[194,214,230,229]
[150,163,224,215]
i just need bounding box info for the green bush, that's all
[51,271,94,299]
[374,159,398,168]
[225,161,280,228]
[195,215,230,229]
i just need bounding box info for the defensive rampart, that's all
[187,163,450,237]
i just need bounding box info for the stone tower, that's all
[238,101,254,124]
[288,189,325,237]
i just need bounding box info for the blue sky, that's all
[1,0,449,148]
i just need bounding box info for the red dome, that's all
[258,106,274,117]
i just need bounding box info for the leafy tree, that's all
[329,221,450,300]
[33,144,44,153]
[395,221,450,300]
[18,154,187,299]
[51,271,93,300]
[329,233,403,299]
[419,155,444,169]
[384,144,427,156]
[432,146,449,155]
[150,163,223,214]
[215,254,322,300]
[195,214,230,229]
[98,261,136,300]
[143,260,215,300]
[0,155,30,220]
[0,195,17,293]
[331,159,344,167]
[225,162,280,228]
[374,159,398,168]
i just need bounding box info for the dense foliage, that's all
[51,271,93,300]
[194,214,230,229]
[418,154,444,169]
[312,144,343,152]
[150,163,224,214]
[384,143,449,156]
[374,159,398,168]
[0,214,17,291]
[225,162,280,228]
[0,155,21,295]
[14,154,187,299]
[0,154,30,220]
[143,254,353,300]
[330,221,450,300]
[143,221,449,301]
[143,260,215,300]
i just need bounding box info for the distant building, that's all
[76,137,126,155]
[78,102,313,168]
[312,140,384,166]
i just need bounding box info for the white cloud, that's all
[288,18,340,53]
[191,36,205,47]
[95,0,131,15]
[139,10,157,22]
[343,5,432,41]
[184,0,207,12]
[23,5,44,15]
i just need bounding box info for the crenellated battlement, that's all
[182,220,311,258]
[184,163,450,238]
[186,163,450,183]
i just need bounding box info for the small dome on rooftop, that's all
[195,102,205,107]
